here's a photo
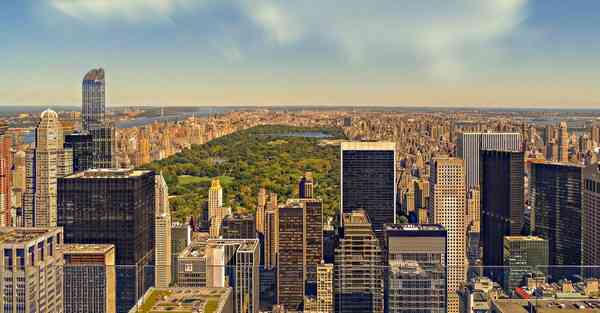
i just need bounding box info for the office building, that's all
[456,132,522,188]
[256,187,267,234]
[429,158,466,313]
[341,141,396,234]
[385,224,447,313]
[64,132,94,172]
[334,210,384,313]
[89,125,116,169]
[205,239,260,313]
[530,161,582,279]
[558,122,569,162]
[171,222,191,284]
[63,244,117,313]
[58,169,155,313]
[0,125,12,226]
[129,287,234,313]
[221,213,256,239]
[583,164,600,278]
[209,178,225,237]
[315,262,334,313]
[0,227,65,313]
[264,208,277,270]
[301,198,323,284]
[277,202,305,311]
[503,236,549,291]
[12,150,26,211]
[480,149,524,282]
[82,68,106,130]
[299,171,314,199]
[154,174,172,288]
[24,109,73,227]
[177,242,207,287]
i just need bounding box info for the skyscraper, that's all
[171,222,191,284]
[58,168,155,313]
[316,262,334,313]
[299,171,314,199]
[256,187,267,234]
[582,164,600,278]
[429,158,466,313]
[277,202,305,311]
[301,198,323,284]
[264,208,277,270]
[24,109,73,227]
[82,68,106,130]
[209,177,224,237]
[63,244,117,313]
[480,149,524,282]
[155,174,172,288]
[0,124,12,226]
[221,213,256,239]
[334,210,384,313]
[64,132,94,172]
[456,132,522,188]
[0,227,65,313]
[503,236,548,291]
[385,224,447,313]
[558,121,569,162]
[341,141,396,234]
[530,161,582,279]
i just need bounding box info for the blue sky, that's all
[1,0,599,107]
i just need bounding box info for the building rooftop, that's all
[341,141,395,151]
[342,210,371,225]
[384,224,445,232]
[83,68,105,81]
[129,287,232,313]
[64,168,151,179]
[180,243,207,259]
[504,235,546,242]
[0,227,59,245]
[62,244,114,255]
[493,299,600,313]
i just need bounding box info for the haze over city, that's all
[2,0,600,107]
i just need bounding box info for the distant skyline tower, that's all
[480,149,524,282]
[299,171,314,199]
[334,210,384,313]
[208,177,224,220]
[155,174,172,288]
[530,161,582,280]
[82,68,106,130]
[24,109,73,227]
[456,132,522,188]
[558,121,569,162]
[429,157,466,313]
[341,141,396,234]
[582,164,600,278]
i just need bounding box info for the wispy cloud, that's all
[46,0,529,80]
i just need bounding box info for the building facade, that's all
[385,224,447,313]
[221,213,256,239]
[429,158,466,313]
[277,203,305,311]
[456,132,522,188]
[0,227,65,313]
[0,125,12,226]
[154,174,172,288]
[480,149,524,282]
[530,161,582,279]
[57,169,156,313]
[583,164,600,278]
[82,68,106,131]
[503,236,548,291]
[341,141,396,234]
[24,109,73,227]
[334,210,384,313]
[63,244,117,313]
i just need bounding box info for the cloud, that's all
[46,0,529,80]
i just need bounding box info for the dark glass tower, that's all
[82,68,106,131]
[64,133,94,172]
[57,169,156,313]
[221,213,256,239]
[530,162,583,280]
[480,149,524,282]
[341,142,396,233]
[277,203,305,311]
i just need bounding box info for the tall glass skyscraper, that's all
[530,161,582,280]
[341,141,396,234]
[82,68,106,131]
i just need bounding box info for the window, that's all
[3,249,12,271]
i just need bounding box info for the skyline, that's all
[2,1,600,108]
